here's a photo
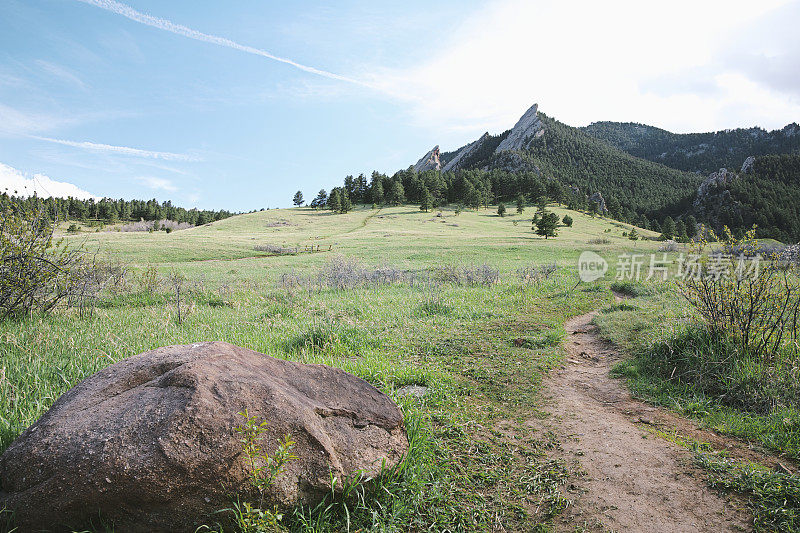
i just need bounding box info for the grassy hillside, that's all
[5,205,796,531]
[61,204,661,280]
[2,205,657,531]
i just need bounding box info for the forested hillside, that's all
[317,105,800,242]
[498,114,702,218]
[696,153,800,242]
[582,121,800,174]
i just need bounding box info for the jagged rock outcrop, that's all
[0,342,408,532]
[692,167,742,232]
[693,168,737,209]
[411,103,545,174]
[740,156,755,174]
[588,191,608,214]
[495,103,543,152]
[414,145,441,172]
[443,133,490,172]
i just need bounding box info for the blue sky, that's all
[1,0,798,210]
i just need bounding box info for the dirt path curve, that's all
[542,307,751,532]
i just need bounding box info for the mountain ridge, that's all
[581,120,800,174]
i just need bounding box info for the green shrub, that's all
[679,227,799,363]
[0,203,85,319]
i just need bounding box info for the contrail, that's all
[76,0,366,86]
[33,136,201,162]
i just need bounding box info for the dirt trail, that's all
[542,307,752,532]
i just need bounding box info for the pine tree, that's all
[661,216,676,240]
[466,186,482,210]
[497,203,506,217]
[389,181,405,206]
[628,228,639,240]
[311,189,328,209]
[340,191,352,213]
[535,211,559,239]
[562,214,573,227]
[419,187,433,212]
[675,220,688,242]
[685,215,698,240]
[516,194,525,214]
[371,180,384,205]
[606,195,622,220]
[328,189,342,212]
[292,191,304,207]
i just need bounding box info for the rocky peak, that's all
[693,167,737,208]
[414,145,441,172]
[442,133,490,172]
[495,103,543,152]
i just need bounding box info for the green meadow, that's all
[3,205,797,531]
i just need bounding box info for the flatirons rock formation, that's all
[412,103,544,173]
[443,132,490,172]
[414,145,441,172]
[495,103,543,152]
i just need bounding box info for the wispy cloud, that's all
[138,176,177,191]
[0,162,99,200]
[35,60,87,89]
[0,104,77,135]
[76,0,367,87]
[33,136,202,161]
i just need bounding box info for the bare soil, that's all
[541,308,753,532]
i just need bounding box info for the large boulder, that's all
[0,342,407,532]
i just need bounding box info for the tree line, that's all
[0,193,235,226]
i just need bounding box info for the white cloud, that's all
[76,0,365,86]
[35,60,87,89]
[33,136,202,161]
[0,104,75,135]
[0,162,99,200]
[137,176,177,191]
[365,0,800,140]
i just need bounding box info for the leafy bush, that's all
[679,228,799,363]
[0,203,85,319]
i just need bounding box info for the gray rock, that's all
[414,145,441,172]
[740,156,755,174]
[495,103,543,152]
[588,191,608,214]
[443,133,490,172]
